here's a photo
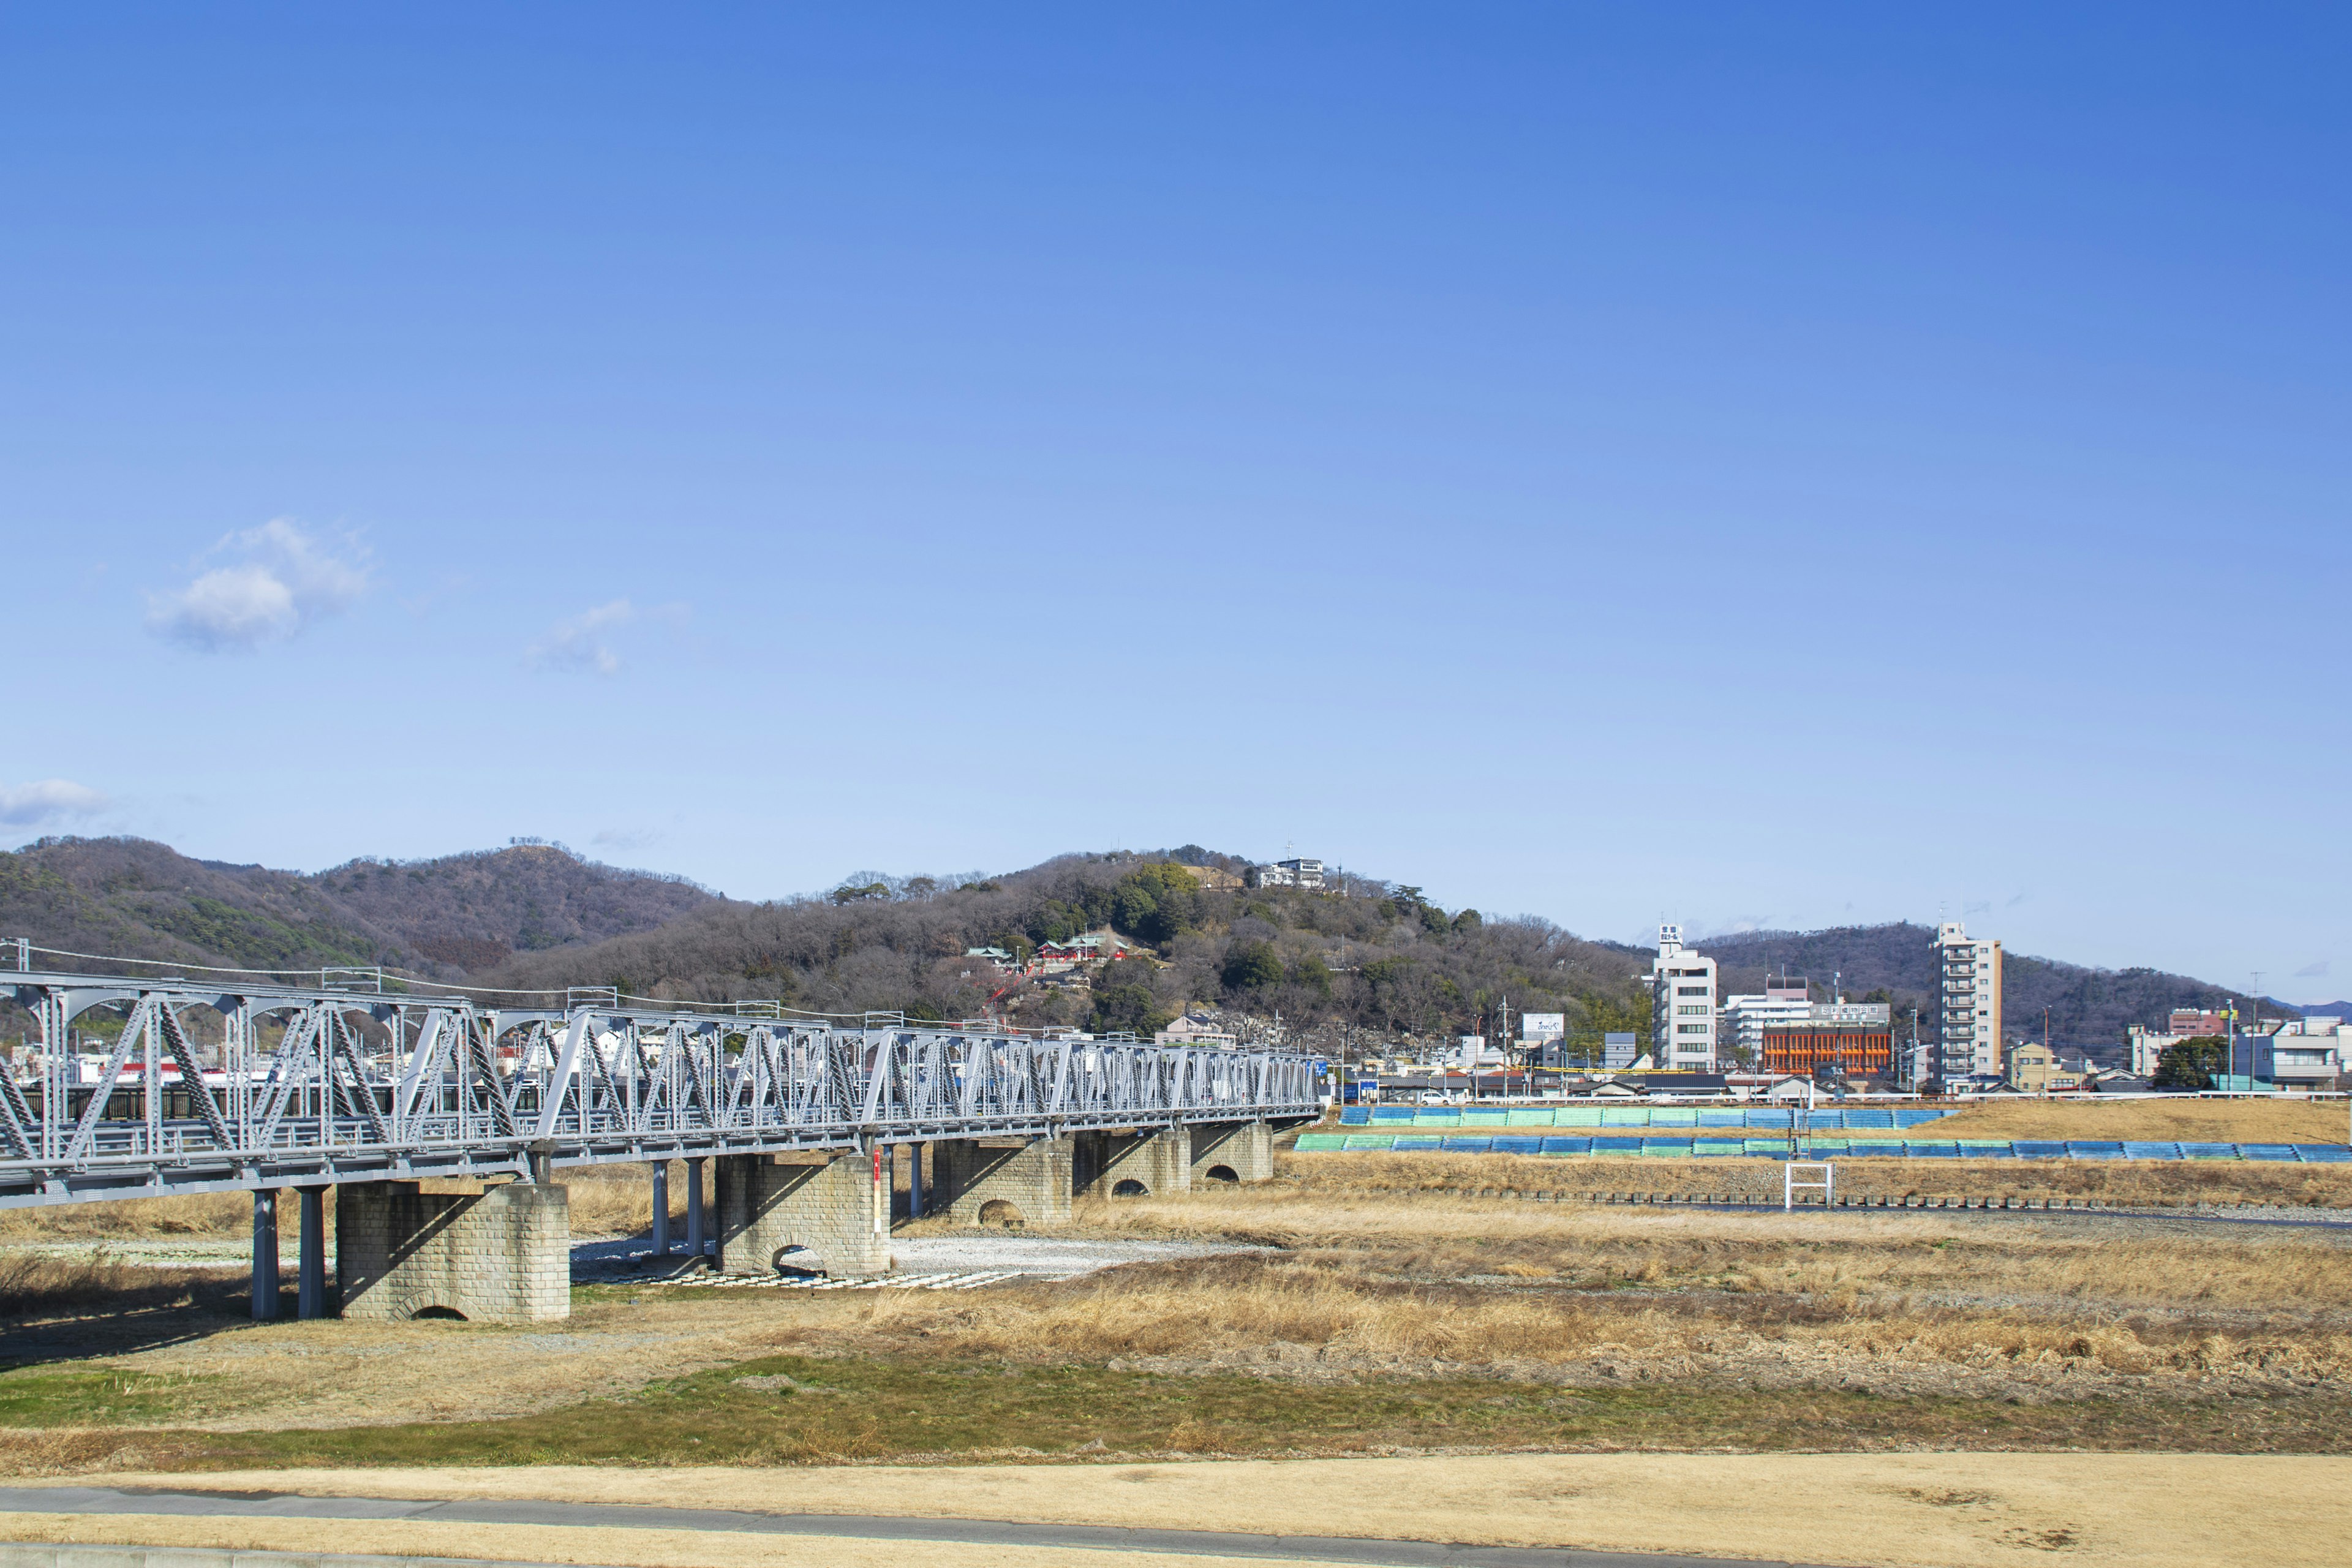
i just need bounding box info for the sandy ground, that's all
[32,1453,2351,1568]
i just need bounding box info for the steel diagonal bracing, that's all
[0,966,1320,1208]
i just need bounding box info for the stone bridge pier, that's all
[1074,1126,1193,1200]
[335,1180,571,1323]
[714,1152,891,1278]
[1188,1120,1275,1185]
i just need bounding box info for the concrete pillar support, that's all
[296,1186,328,1319]
[336,1180,571,1322]
[684,1157,706,1261]
[649,1161,671,1256]
[714,1152,891,1278]
[1189,1119,1275,1184]
[907,1142,925,1220]
[250,1189,279,1321]
[933,1136,1075,1228]
[1075,1126,1193,1200]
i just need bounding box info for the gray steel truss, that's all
[0,969,1321,1207]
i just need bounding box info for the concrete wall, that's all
[934,1136,1074,1227]
[1189,1120,1273,1183]
[335,1180,570,1323]
[1076,1125,1192,1199]
[714,1152,889,1277]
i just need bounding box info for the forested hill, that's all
[1695,924,2302,1055]
[1,834,2309,1054]
[477,850,1659,1044]
[0,837,718,981]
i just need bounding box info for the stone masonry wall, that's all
[935,1136,1074,1227]
[1076,1126,1193,1199]
[1190,1119,1274,1183]
[714,1152,890,1277]
[335,1180,570,1323]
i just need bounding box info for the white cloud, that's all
[2297,960,2330,979]
[592,827,659,853]
[528,600,636,676]
[0,778,110,828]
[146,519,371,652]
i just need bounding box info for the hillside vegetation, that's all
[0,837,717,981]
[481,851,1657,1043]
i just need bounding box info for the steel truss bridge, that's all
[0,968,1321,1208]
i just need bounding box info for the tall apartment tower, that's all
[1931,921,2003,1080]
[1648,924,1719,1071]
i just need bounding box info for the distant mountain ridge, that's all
[1694,923,2310,1056]
[0,836,720,981]
[0,835,2309,1054]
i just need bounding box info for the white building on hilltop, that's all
[1648,924,1718,1071]
[1253,857,1325,889]
[1932,921,2003,1079]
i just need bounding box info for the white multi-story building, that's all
[1649,924,1718,1071]
[1719,977,1812,1067]
[1254,857,1325,889]
[1931,921,2003,1079]
[2256,1017,2348,1089]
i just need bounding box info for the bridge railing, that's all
[1,968,1321,1200]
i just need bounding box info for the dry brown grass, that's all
[0,1252,245,1318]
[0,1193,252,1240]
[1928,1098,2350,1144]
[1279,1150,2352,1208]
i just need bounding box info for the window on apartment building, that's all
[1676,985,1709,995]
[1676,1005,1707,1016]
[1678,1023,1709,1034]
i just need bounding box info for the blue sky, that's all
[3,6,2346,998]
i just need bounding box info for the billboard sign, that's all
[1521,1012,1566,1040]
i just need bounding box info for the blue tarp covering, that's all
[1541,1136,1594,1154]
[2013,1141,2070,1159]
[1490,1136,1544,1154]
[2237,1144,2298,1161]
[1338,1107,1373,1125]
[1441,1136,1493,1152]
[1903,1142,1959,1157]
[1390,1136,1442,1151]
[1591,1136,1647,1152]
[2122,1142,2183,1160]
[2296,1144,2352,1163]
[2067,1142,2127,1158]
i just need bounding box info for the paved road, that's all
[0,1485,1845,1568]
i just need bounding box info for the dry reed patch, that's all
[1271,1150,2352,1208]
[1080,1185,2352,1312]
[1928,1098,2350,1145]
[0,1254,246,1319]
[750,1254,2352,1389]
[0,1194,251,1241]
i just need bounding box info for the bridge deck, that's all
[0,968,1320,1207]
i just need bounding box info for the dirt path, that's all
[21,1453,2350,1568]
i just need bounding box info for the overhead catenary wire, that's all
[7,940,1036,1031]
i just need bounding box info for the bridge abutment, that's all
[714,1152,889,1277]
[1189,1119,1275,1184]
[1076,1126,1193,1200]
[334,1180,571,1322]
[935,1136,1074,1228]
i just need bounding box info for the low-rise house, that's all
[2007,1041,2088,1093]
[1155,1014,1239,1047]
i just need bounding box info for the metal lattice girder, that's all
[0,968,1321,1207]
